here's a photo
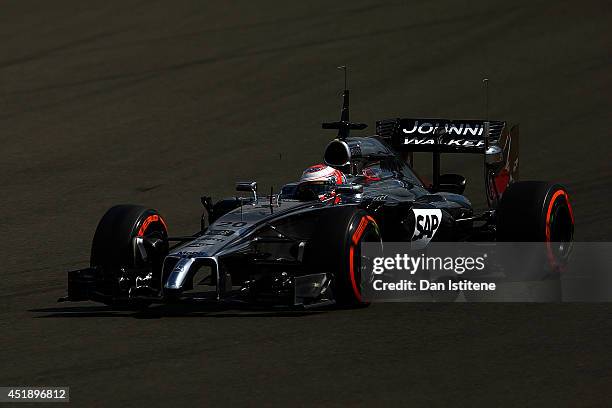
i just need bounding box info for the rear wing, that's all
[376,118,519,208]
[376,118,506,153]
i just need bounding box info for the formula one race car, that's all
[64,83,574,308]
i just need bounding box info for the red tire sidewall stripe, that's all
[544,189,572,272]
[349,215,379,303]
[137,214,168,237]
[545,190,572,242]
[349,245,361,302]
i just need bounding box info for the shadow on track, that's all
[29,303,328,319]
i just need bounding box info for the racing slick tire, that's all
[305,208,382,307]
[497,181,574,243]
[496,181,574,284]
[91,205,169,308]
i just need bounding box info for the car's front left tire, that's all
[91,204,169,306]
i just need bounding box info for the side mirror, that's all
[236,181,257,192]
[437,174,466,195]
[236,181,257,202]
[336,184,363,195]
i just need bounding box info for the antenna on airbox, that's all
[339,65,348,93]
[321,65,368,140]
[338,65,349,123]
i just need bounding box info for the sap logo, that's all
[412,209,442,242]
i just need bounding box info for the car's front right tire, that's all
[304,207,382,306]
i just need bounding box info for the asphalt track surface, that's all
[1,1,611,406]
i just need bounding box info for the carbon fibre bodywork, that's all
[64,86,542,308]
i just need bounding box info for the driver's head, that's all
[296,164,346,201]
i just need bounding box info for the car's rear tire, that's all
[496,181,574,282]
[91,205,169,306]
[497,181,574,243]
[304,207,382,307]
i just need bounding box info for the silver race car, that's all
[63,83,574,308]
